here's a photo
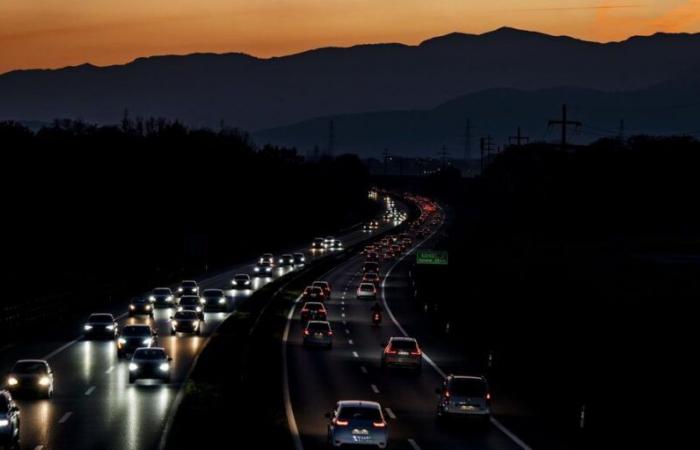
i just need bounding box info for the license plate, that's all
[352,436,371,442]
[315,333,323,338]
[460,405,476,411]
[398,351,409,356]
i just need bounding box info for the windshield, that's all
[182,281,197,288]
[122,326,151,337]
[307,322,330,332]
[180,298,198,305]
[203,290,223,297]
[88,314,113,323]
[304,303,323,310]
[174,311,198,320]
[450,378,487,397]
[390,340,418,351]
[338,406,382,422]
[360,284,374,291]
[0,396,8,413]
[12,361,47,374]
[132,298,148,304]
[154,288,171,295]
[133,349,166,360]
[235,275,249,281]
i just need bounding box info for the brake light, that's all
[304,329,310,336]
[373,421,386,428]
[335,419,349,426]
[486,392,491,401]
[444,390,451,398]
[385,347,397,355]
[327,331,333,336]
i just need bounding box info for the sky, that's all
[1,0,699,74]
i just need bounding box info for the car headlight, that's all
[145,305,152,310]
[149,295,156,302]
[7,377,18,386]
[143,338,152,345]
[265,267,271,272]
[84,324,93,331]
[193,320,199,328]
[129,363,139,371]
[106,325,115,331]
[159,363,170,372]
[199,298,206,304]
[38,376,50,386]
[177,306,183,312]
[195,306,202,312]
[219,298,226,304]
[191,288,197,292]
[118,338,126,345]
[254,267,260,272]
[166,296,173,302]
[129,305,135,310]
[244,280,250,285]
[0,419,9,427]
[279,259,283,263]
[171,321,178,327]
[178,287,183,292]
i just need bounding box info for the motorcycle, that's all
[372,311,382,326]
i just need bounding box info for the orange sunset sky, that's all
[1,0,699,74]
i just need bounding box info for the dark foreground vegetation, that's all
[0,119,375,343]
[386,136,699,449]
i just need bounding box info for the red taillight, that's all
[444,390,451,398]
[410,348,422,356]
[304,329,310,336]
[327,331,333,336]
[385,347,397,355]
[486,392,491,401]
[373,421,386,428]
[335,419,349,426]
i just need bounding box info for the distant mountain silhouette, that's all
[1,27,700,136]
[256,71,700,157]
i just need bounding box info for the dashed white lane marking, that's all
[348,339,354,345]
[385,408,396,419]
[345,329,350,334]
[360,366,368,374]
[58,412,73,424]
[352,351,359,358]
[491,418,534,450]
[84,386,96,396]
[370,384,380,394]
[341,313,346,318]
[408,438,421,450]
[105,366,114,374]
[341,301,345,305]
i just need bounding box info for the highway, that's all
[0,203,397,450]
[283,211,533,450]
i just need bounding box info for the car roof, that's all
[182,280,197,283]
[306,320,330,326]
[303,302,324,307]
[337,400,381,409]
[154,287,171,291]
[16,359,48,364]
[448,375,486,382]
[235,273,250,277]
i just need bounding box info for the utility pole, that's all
[509,126,529,147]
[438,145,449,170]
[383,148,391,175]
[464,119,472,161]
[548,104,582,151]
[480,136,495,173]
[327,119,335,156]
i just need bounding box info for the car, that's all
[312,281,332,300]
[253,261,274,276]
[128,297,154,317]
[293,252,306,265]
[177,296,204,319]
[303,320,333,348]
[201,289,228,311]
[362,223,373,232]
[382,250,396,261]
[366,251,380,262]
[170,310,202,335]
[362,245,376,255]
[326,400,388,448]
[302,286,326,302]
[311,237,325,252]
[390,244,402,255]
[83,313,118,339]
[362,261,380,274]
[381,337,422,370]
[329,239,343,251]
[177,280,199,296]
[128,348,172,384]
[436,375,492,423]
[117,325,158,358]
[0,391,20,447]
[231,273,252,289]
[356,283,377,300]
[362,272,380,286]
[370,220,380,229]
[5,360,54,398]
[259,253,275,265]
[150,287,174,307]
[279,254,295,266]
[323,236,336,248]
[300,302,327,321]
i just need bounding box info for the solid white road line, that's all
[348,339,354,345]
[385,407,396,419]
[370,384,380,394]
[345,329,350,334]
[84,386,96,396]
[58,412,73,424]
[360,366,368,374]
[408,438,421,450]
[105,365,114,374]
[282,294,305,450]
[352,351,359,358]
[380,220,534,450]
[42,339,80,361]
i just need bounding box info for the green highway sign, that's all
[416,250,448,265]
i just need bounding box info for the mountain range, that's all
[2,27,700,155]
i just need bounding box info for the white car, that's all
[356,283,377,300]
[326,400,388,448]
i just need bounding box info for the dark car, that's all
[253,261,274,277]
[312,281,332,300]
[128,348,172,384]
[381,337,422,371]
[5,360,54,399]
[170,310,202,335]
[362,261,380,274]
[259,253,275,265]
[311,237,325,252]
[177,280,199,296]
[293,252,306,265]
[150,287,174,307]
[201,289,228,312]
[177,296,205,320]
[300,302,327,321]
[128,297,154,317]
[231,273,252,289]
[302,286,326,302]
[84,313,118,339]
[303,320,333,348]
[117,325,158,358]
[278,254,294,266]
[436,375,491,423]
[0,391,20,447]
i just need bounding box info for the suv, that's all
[436,375,491,423]
[381,337,422,371]
[326,400,388,448]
